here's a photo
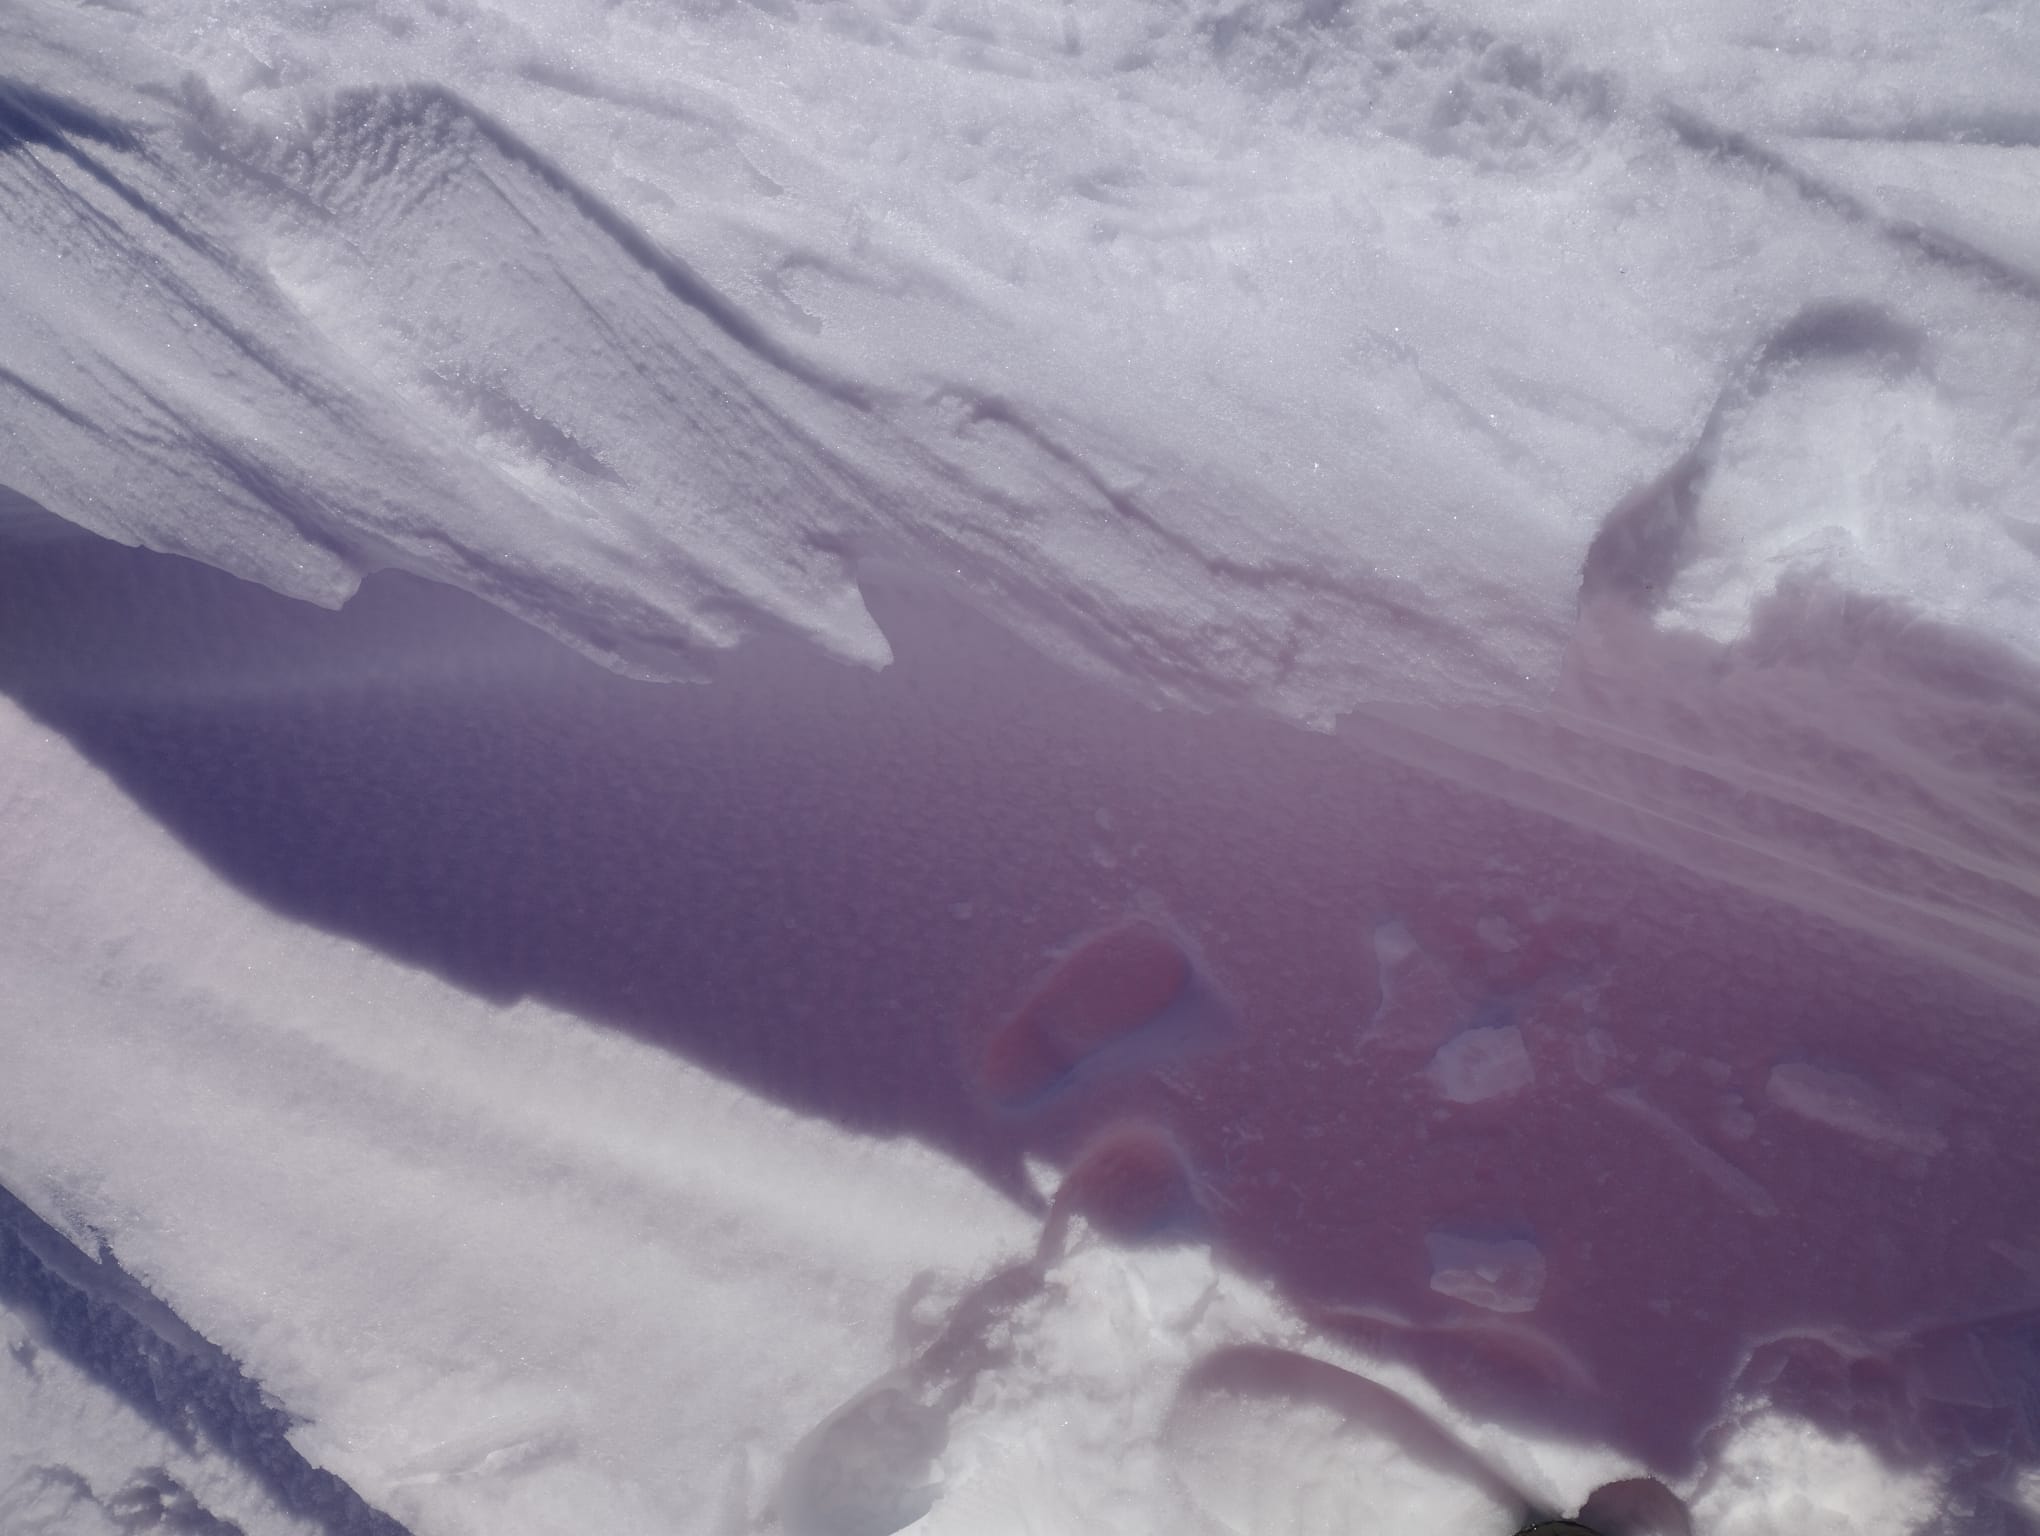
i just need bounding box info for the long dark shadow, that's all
[0,1182,414,1536]
[5,496,2040,1512]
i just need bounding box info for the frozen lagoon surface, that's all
[3,0,2040,1530]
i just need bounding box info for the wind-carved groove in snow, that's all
[288,84,866,409]
[0,78,450,600]
[1579,298,1929,615]
[1785,108,2040,152]
[0,363,99,434]
[914,386,1473,705]
[1,52,913,677]
[417,364,626,486]
[175,78,900,670]
[0,75,137,154]
[1660,106,2040,304]
[938,391,1360,602]
[0,75,232,267]
[0,1184,414,1536]
[1202,0,1619,175]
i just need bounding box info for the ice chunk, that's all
[1427,1233,1546,1315]
[1426,1025,1534,1104]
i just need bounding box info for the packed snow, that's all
[3,0,2040,1531]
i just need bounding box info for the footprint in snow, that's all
[978,917,1225,1110]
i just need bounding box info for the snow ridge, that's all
[0,1184,413,1536]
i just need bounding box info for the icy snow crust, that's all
[4,0,2040,1532]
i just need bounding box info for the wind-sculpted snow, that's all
[8,0,2037,715]
[5,0,2040,1531]
[5,0,2039,990]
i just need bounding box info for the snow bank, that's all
[8,0,2038,715]
[6,0,2038,996]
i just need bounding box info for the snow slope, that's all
[9,0,2038,708]
[4,0,2040,1530]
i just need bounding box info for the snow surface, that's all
[1,1296,322,1536]
[4,0,2040,1530]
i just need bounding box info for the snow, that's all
[0,683,1033,1535]
[0,1298,321,1536]
[12,0,2040,721]
[4,0,2040,1530]
[1687,1412,1940,1536]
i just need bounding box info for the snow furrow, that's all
[0,1185,413,1536]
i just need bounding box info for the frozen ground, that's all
[2,0,2040,1531]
